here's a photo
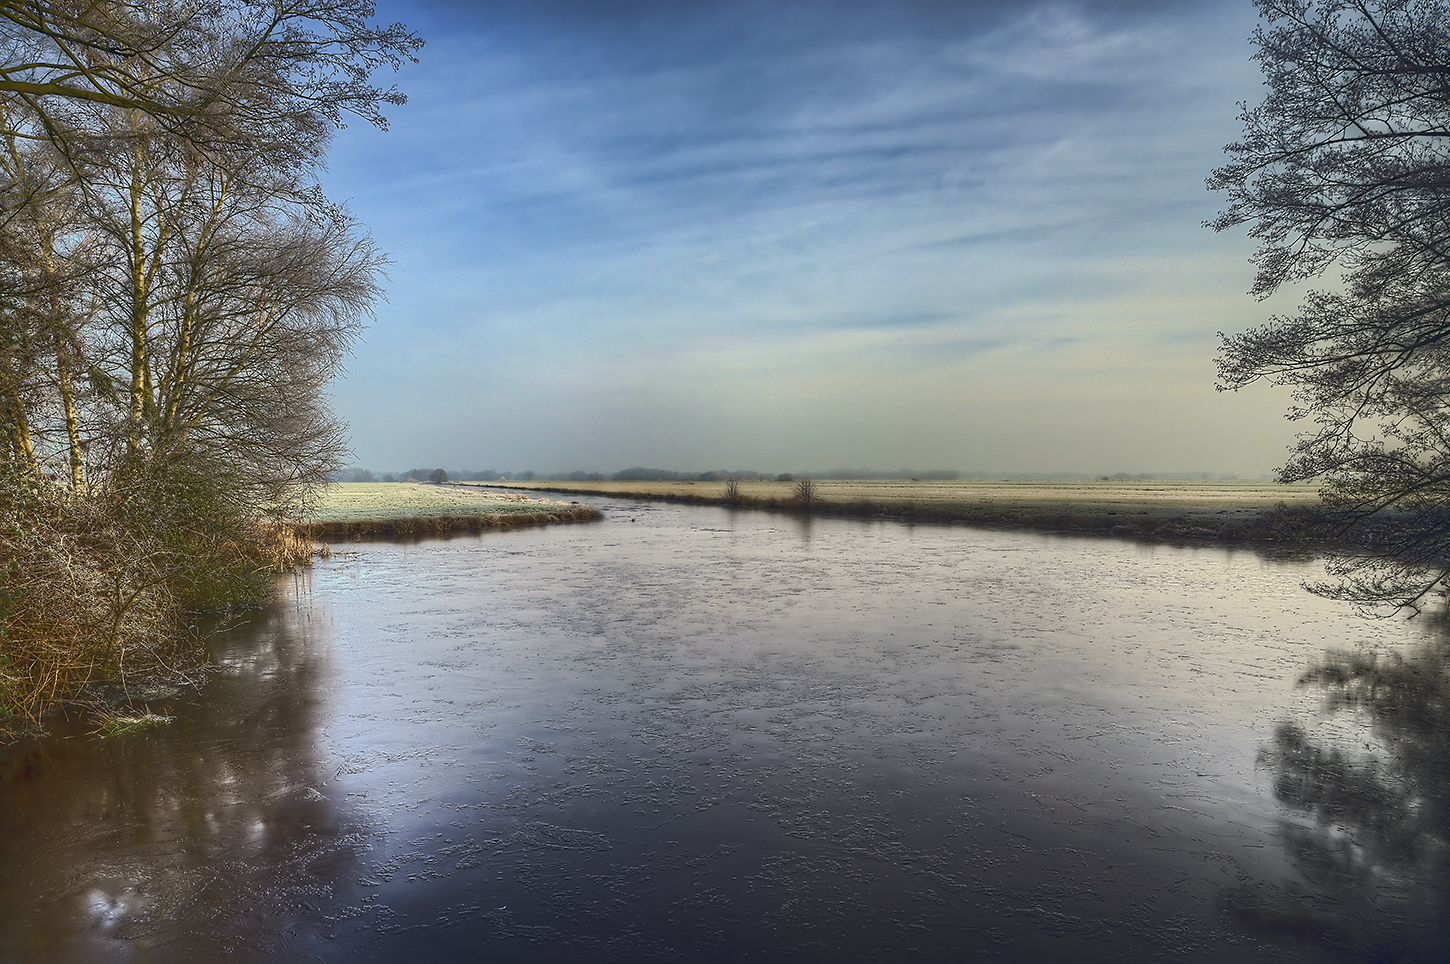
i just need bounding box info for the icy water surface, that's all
[2,498,1448,962]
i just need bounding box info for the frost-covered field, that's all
[309,483,567,522]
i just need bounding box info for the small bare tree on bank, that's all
[793,476,818,509]
[723,477,741,503]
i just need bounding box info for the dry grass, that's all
[486,477,1320,513]
[92,710,174,736]
[256,520,317,570]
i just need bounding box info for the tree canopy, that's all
[0,2,421,157]
[1212,0,1450,611]
[0,0,420,728]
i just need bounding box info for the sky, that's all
[320,0,1300,477]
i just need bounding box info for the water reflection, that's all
[7,501,1449,961]
[0,581,366,962]
[1229,617,1450,960]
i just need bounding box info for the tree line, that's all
[0,1,420,728]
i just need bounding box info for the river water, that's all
[2,497,1447,962]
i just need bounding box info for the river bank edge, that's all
[295,500,601,543]
[0,481,1328,740]
[475,480,1340,551]
[0,497,603,742]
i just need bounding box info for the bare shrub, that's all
[793,477,818,508]
[0,453,325,731]
[0,475,198,730]
[723,478,742,503]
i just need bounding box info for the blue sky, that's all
[321,0,1297,476]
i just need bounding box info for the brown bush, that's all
[0,479,188,730]
[0,463,316,733]
[793,477,818,508]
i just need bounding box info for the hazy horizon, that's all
[346,464,1281,482]
[323,0,1299,478]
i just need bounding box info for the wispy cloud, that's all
[327,0,1286,475]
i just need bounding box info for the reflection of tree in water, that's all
[0,590,366,961]
[1227,621,1450,961]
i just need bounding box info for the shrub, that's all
[0,474,187,729]
[0,455,309,732]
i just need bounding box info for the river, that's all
[1,496,1446,962]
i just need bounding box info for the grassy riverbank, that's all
[300,482,600,541]
[475,478,1328,544]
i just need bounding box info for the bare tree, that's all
[0,1,417,726]
[0,0,417,493]
[793,476,817,508]
[0,2,421,157]
[67,130,380,519]
[1211,0,1450,611]
[0,100,97,488]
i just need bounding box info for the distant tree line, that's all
[0,1,420,728]
[338,467,965,484]
[608,467,962,482]
[338,468,605,483]
[338,466,1255,485]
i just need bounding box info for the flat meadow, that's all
[310,482,567,520]
[302,482,598,539]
